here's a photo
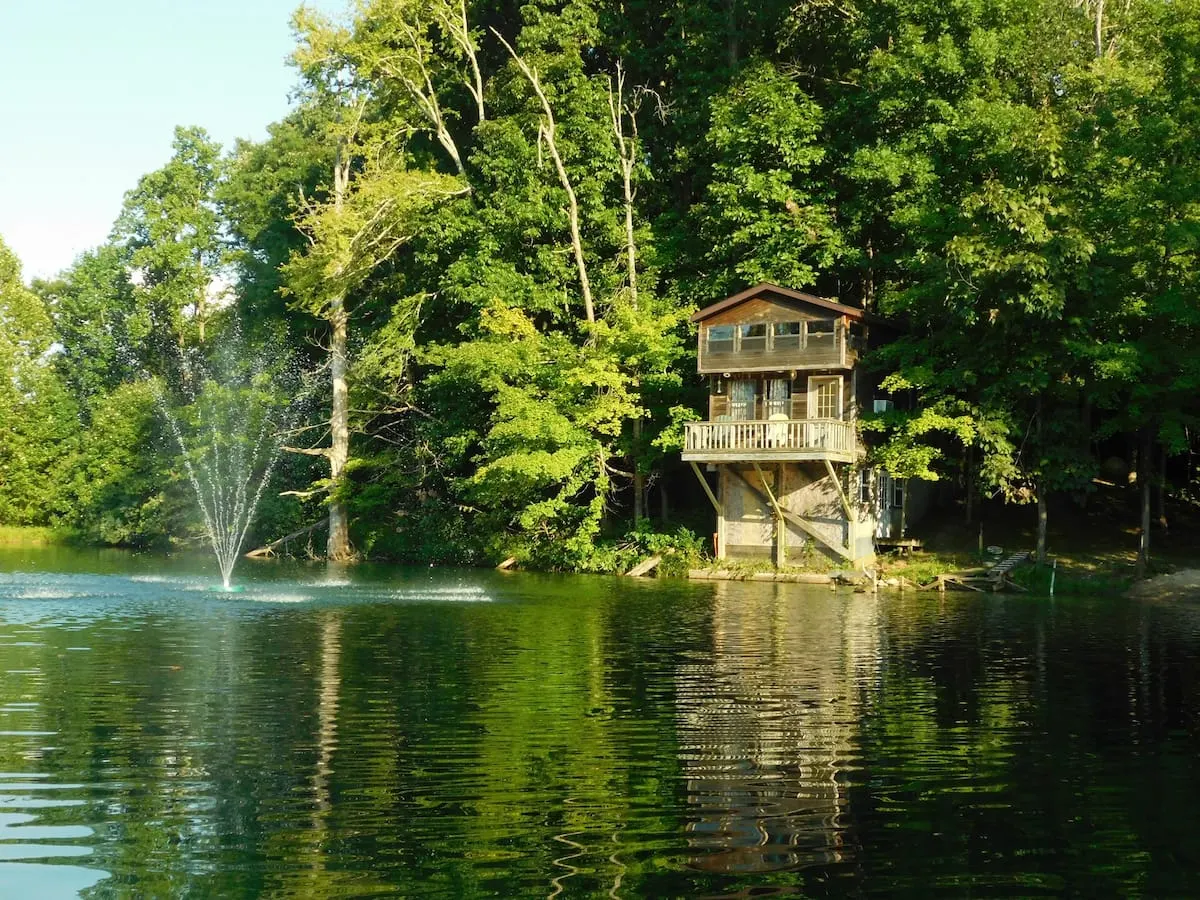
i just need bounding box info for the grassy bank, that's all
[874,482,1199,596]
[0,526,64,547]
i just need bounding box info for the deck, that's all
[681,419,856,463]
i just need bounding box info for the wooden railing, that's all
[682,418,855,461]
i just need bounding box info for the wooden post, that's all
[690,461,724,559]
[752,461,786,567]
[777,463,788,566]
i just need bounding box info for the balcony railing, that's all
[682,418,856,463]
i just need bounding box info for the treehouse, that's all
[683,283,923,566]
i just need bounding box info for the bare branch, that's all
[435,0,486,125]
[493,27,595,326]
[283,445,335,458]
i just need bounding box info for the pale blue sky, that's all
[0,0,342,281]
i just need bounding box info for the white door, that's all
[806,376,843,420]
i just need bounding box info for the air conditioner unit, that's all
[873,399,894,413]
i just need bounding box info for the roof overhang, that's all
[690,282,892,328]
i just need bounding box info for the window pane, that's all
[772,321,801,350]
[765,378,790,418]
[706,325,734,354]
[813,378,841,419]
[738,323,766,351]
[807,320,835,335]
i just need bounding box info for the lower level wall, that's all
[717,462,876,566]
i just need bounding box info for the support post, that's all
[731,465,852,561]
[752,462,786,566]
[690,461,724,559]
[824,458,857,563]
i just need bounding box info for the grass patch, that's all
[0,526,63,547]
[879,551,983,587]
[1008,561,1136,596]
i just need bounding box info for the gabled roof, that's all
[690,282,889,326]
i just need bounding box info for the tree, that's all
[0,238,77,525]
[113,126,228,354]
[283,5,463,560]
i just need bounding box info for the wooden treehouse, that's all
[683,283,925,567]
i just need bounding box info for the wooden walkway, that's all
[924,551,1031,593]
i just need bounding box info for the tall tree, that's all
[283,5,463,560]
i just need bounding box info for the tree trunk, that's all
[1157,444,1169,534]
[965,444,974,524]
[327,300,352,561]
[1136,428,1152,578]
[1036,479,1048,564]
[632,415,643,523]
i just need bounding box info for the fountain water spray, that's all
[145,339,311,591]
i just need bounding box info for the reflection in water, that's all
[310,613,341,880]
[677,583,878,874]
[1,552,1200,895]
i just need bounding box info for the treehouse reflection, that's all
[683,283,925,564]
[676,585,880,872]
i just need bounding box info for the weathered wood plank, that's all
[625,555,662,577]
[245,519,327,558]
[688,462,722,515]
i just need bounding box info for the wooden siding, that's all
[701,343,845,373]
[697,297,858,373]
[701,296,844,326]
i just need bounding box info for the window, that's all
[873,399,894,413]
[771,321,801,351]
[805,319,836,351]
[765,378,790,418]
[738,323,767,352]
[848,322,866,350]
[892,478,905,509]
[706,324,734,355]
[859,469,872,504]
[808,376,843,420]
[729,378,756,420]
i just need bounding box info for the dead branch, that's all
[283,445,334,458]
[493,27,595,325]
[435,0,486,125]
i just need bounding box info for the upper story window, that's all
[772,322,801,350]
[706,325,734,354]
[738,323,767,351]
[806,319,837,352]
[704,318,842,356]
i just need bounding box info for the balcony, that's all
[682,419,856,463]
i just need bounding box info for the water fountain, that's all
[149,342,309,591]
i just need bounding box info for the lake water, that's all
[0,547,1199,896]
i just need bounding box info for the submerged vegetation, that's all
[2,0,1200,573]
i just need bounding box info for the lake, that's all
[0,546,1198,897]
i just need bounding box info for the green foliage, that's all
[0,238,78,524]
[694,60,843,296]
[59,381,177,547]
[6,0,1200,574]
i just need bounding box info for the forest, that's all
[0,0,1197,573]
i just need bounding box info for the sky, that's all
[0,0,342,282]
